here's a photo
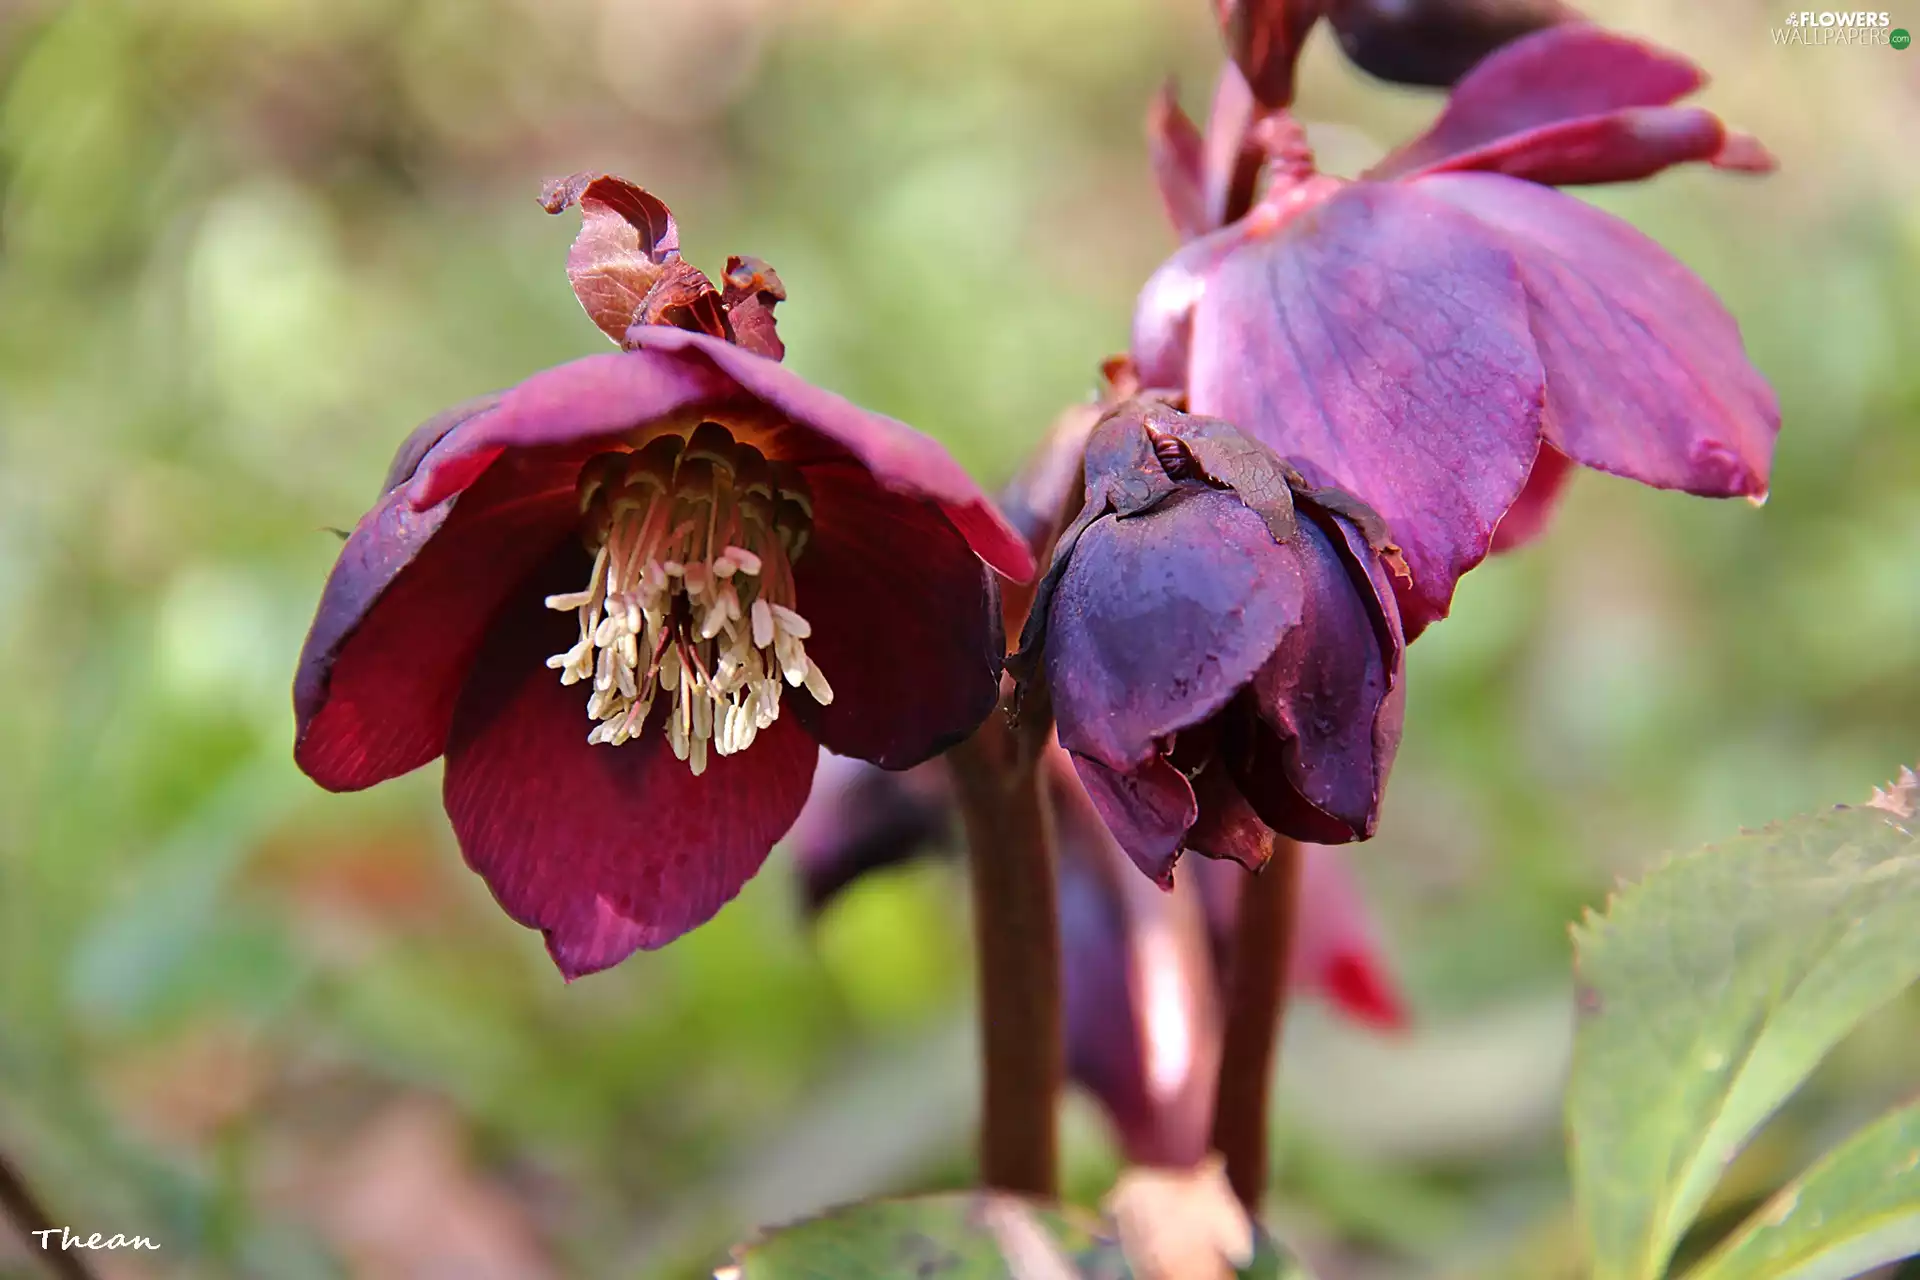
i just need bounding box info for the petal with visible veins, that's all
[1186,181,1544,636]
[1422,172,1777,496]
[788,463,1003,770]
[1073,752,1198,887]
[294,447,590,792]
[443,552,818,978]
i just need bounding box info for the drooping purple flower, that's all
[788,747,1408,1165]
[1009,399,1405,885]
[292,177,1033,979]
[1136,25,1780,637]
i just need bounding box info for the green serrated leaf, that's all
[1568,802,1920,1280]
[1680,1099,1920,1280]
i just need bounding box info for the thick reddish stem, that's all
[949,711,1062,1197]
[1209,838,1303,1210]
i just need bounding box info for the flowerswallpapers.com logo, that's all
[1771,10,1908,44]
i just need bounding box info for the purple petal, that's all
[1231,516,1400,843]
[787,753,953,915]
[404,350,734,509]
[442,553,818,977]
[1132,222,1246,391]
[1184,182,1545,636]
[1056,769,1221,1166]
[294,448,588,792]
[1420,173,1777,497]
[625,327,1036,583]
[1047,489,1307,772]
[788,463,1003,770]
[1072,752,1198,887]
[1396,104,1755,188]
[1368,23,1706,179]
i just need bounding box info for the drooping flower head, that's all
[1010,399,1405,885]
[1137,24,1781,637]
[788,748,1407,1166]
[293,176,1032,978]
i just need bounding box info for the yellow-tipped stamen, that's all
[544,423,830,774]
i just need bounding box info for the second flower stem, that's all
[949,713,1062,1198]
[1210,837,1303,1211]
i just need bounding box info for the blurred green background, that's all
[0,0,1915,1275]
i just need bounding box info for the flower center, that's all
[544,422,830,774]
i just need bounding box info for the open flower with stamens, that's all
[293,177,1032,978]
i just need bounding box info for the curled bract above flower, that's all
[292,177,1032,979]
[789,748,1407,1165]
[1135,24,1780,637]
[1009,400,1405,885]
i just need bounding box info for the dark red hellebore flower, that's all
[789,748,1407,1165]
[1136,24,1780,637]
[292,176,1032,978]
[1010,399,1405,885]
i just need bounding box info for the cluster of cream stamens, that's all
[544,422,830,775]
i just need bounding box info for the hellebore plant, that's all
[278,0,1786,1259]
[293,174,1032,978]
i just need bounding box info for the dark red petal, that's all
[1046,489,1307,774]
[1292,847,1409,1028]
[624,326,1035,583]
[380,393,503,495]
[1056,766,1221,1166]
[1368,23,1706,179]
[788,463,1002,770]
[787,753,953,916]
[1490,443,1573,553]
[1185,182,1545,636]
[1186,759,1279,873]
[1072,752,1198,888]
[1326,0,1578,89]
[1147,83,1209,242]
[294,448,588,792]
[1421,173,1778,497]
[405,350,736,509]
[442,557,818,978]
